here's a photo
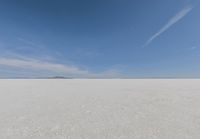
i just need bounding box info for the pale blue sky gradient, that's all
[0,0,200,78]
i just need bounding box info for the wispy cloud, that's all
[17,37,39,46]
[0,58,88,74]
[143,5,193,47]
[0,57,122,78]
[0,39,123,78]
[191,46,197,50]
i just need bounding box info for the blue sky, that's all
[0,0,200,78]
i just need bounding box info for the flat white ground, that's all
[0,79,200,139]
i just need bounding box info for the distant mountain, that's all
[47,76,73,79]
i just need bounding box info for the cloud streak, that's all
[0,57,122,78]
[0,58,88,75]
[144,5,193,47]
